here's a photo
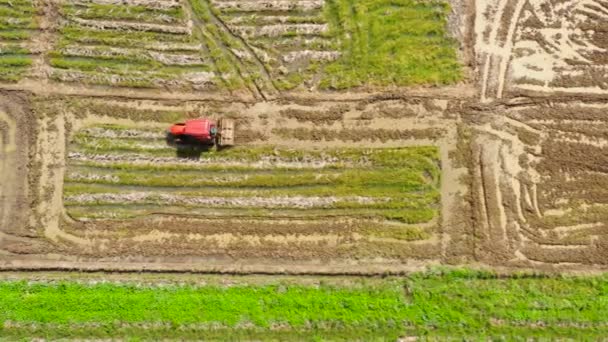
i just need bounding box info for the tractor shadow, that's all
[175,145,209,159]
[174,145,233,159]
[166,133,208,159]
[166,133,231,159]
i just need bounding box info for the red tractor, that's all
[167,118,234,147]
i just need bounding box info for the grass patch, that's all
[0,0,34,6]
[3,270,608,339]
[58,26,193,47]
[52,46,205,66]
[320,0,462,89]
[49,55,211,88]
[0,5,36,18]
[0,0,35,82]
[190,0,238,82]
[0,17,37,30]
[0,44,29,55]
[0,67,29,81]
[0,54,31,66]
[0,30,31,41]
[50,56,207,75]
[0,55,31,81]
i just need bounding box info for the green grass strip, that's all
[0,44,29,55]
[0,5,36,17]
[50,56,207,75]
[58,26,193,47]
[2,270,608,339]
[0,29,31,41]
[0,54,31,66]
[0,66,29,81]
[65,167,435,190]
[0,0,34,6]
[0,17,37,30]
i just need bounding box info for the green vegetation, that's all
[0,44,29,55]
[53,1,219,89]
[57,26,193,48]
[211,0,333,91]
[65,125,441,224]
[50,56,209,75]
[0,0,35,81]
[321,0,462,89]
[190,0,276,92]
[44,0,461,91]
[2,270,608,339]
[49,53,210,88]
[0,54,32,81]
[0,30,31,41]
[72,128,440,163]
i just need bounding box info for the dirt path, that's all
[0,94,37,238]
[0,109,18,234]
[34,111,90,247]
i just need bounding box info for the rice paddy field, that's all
[55,120,444,261]
[65,124,440,224]
[0,0,462,94]
[0,0,37,81]
[52,0,214,89]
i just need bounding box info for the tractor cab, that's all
[167,118,234,147]
[169,119,217,145]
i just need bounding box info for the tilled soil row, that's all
[67,151,369,169]
[65,192,386,209]
[59,46,206,67]
[210,0,325,12]
[72,0,182,9]
[80,127,165,140]
[50,69,216,89]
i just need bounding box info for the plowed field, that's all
[1,0,608,275]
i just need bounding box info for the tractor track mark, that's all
[209,5,278,98]
[184,0,263,100]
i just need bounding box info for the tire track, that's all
[209,5,278,98]
[185,0,271,100]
